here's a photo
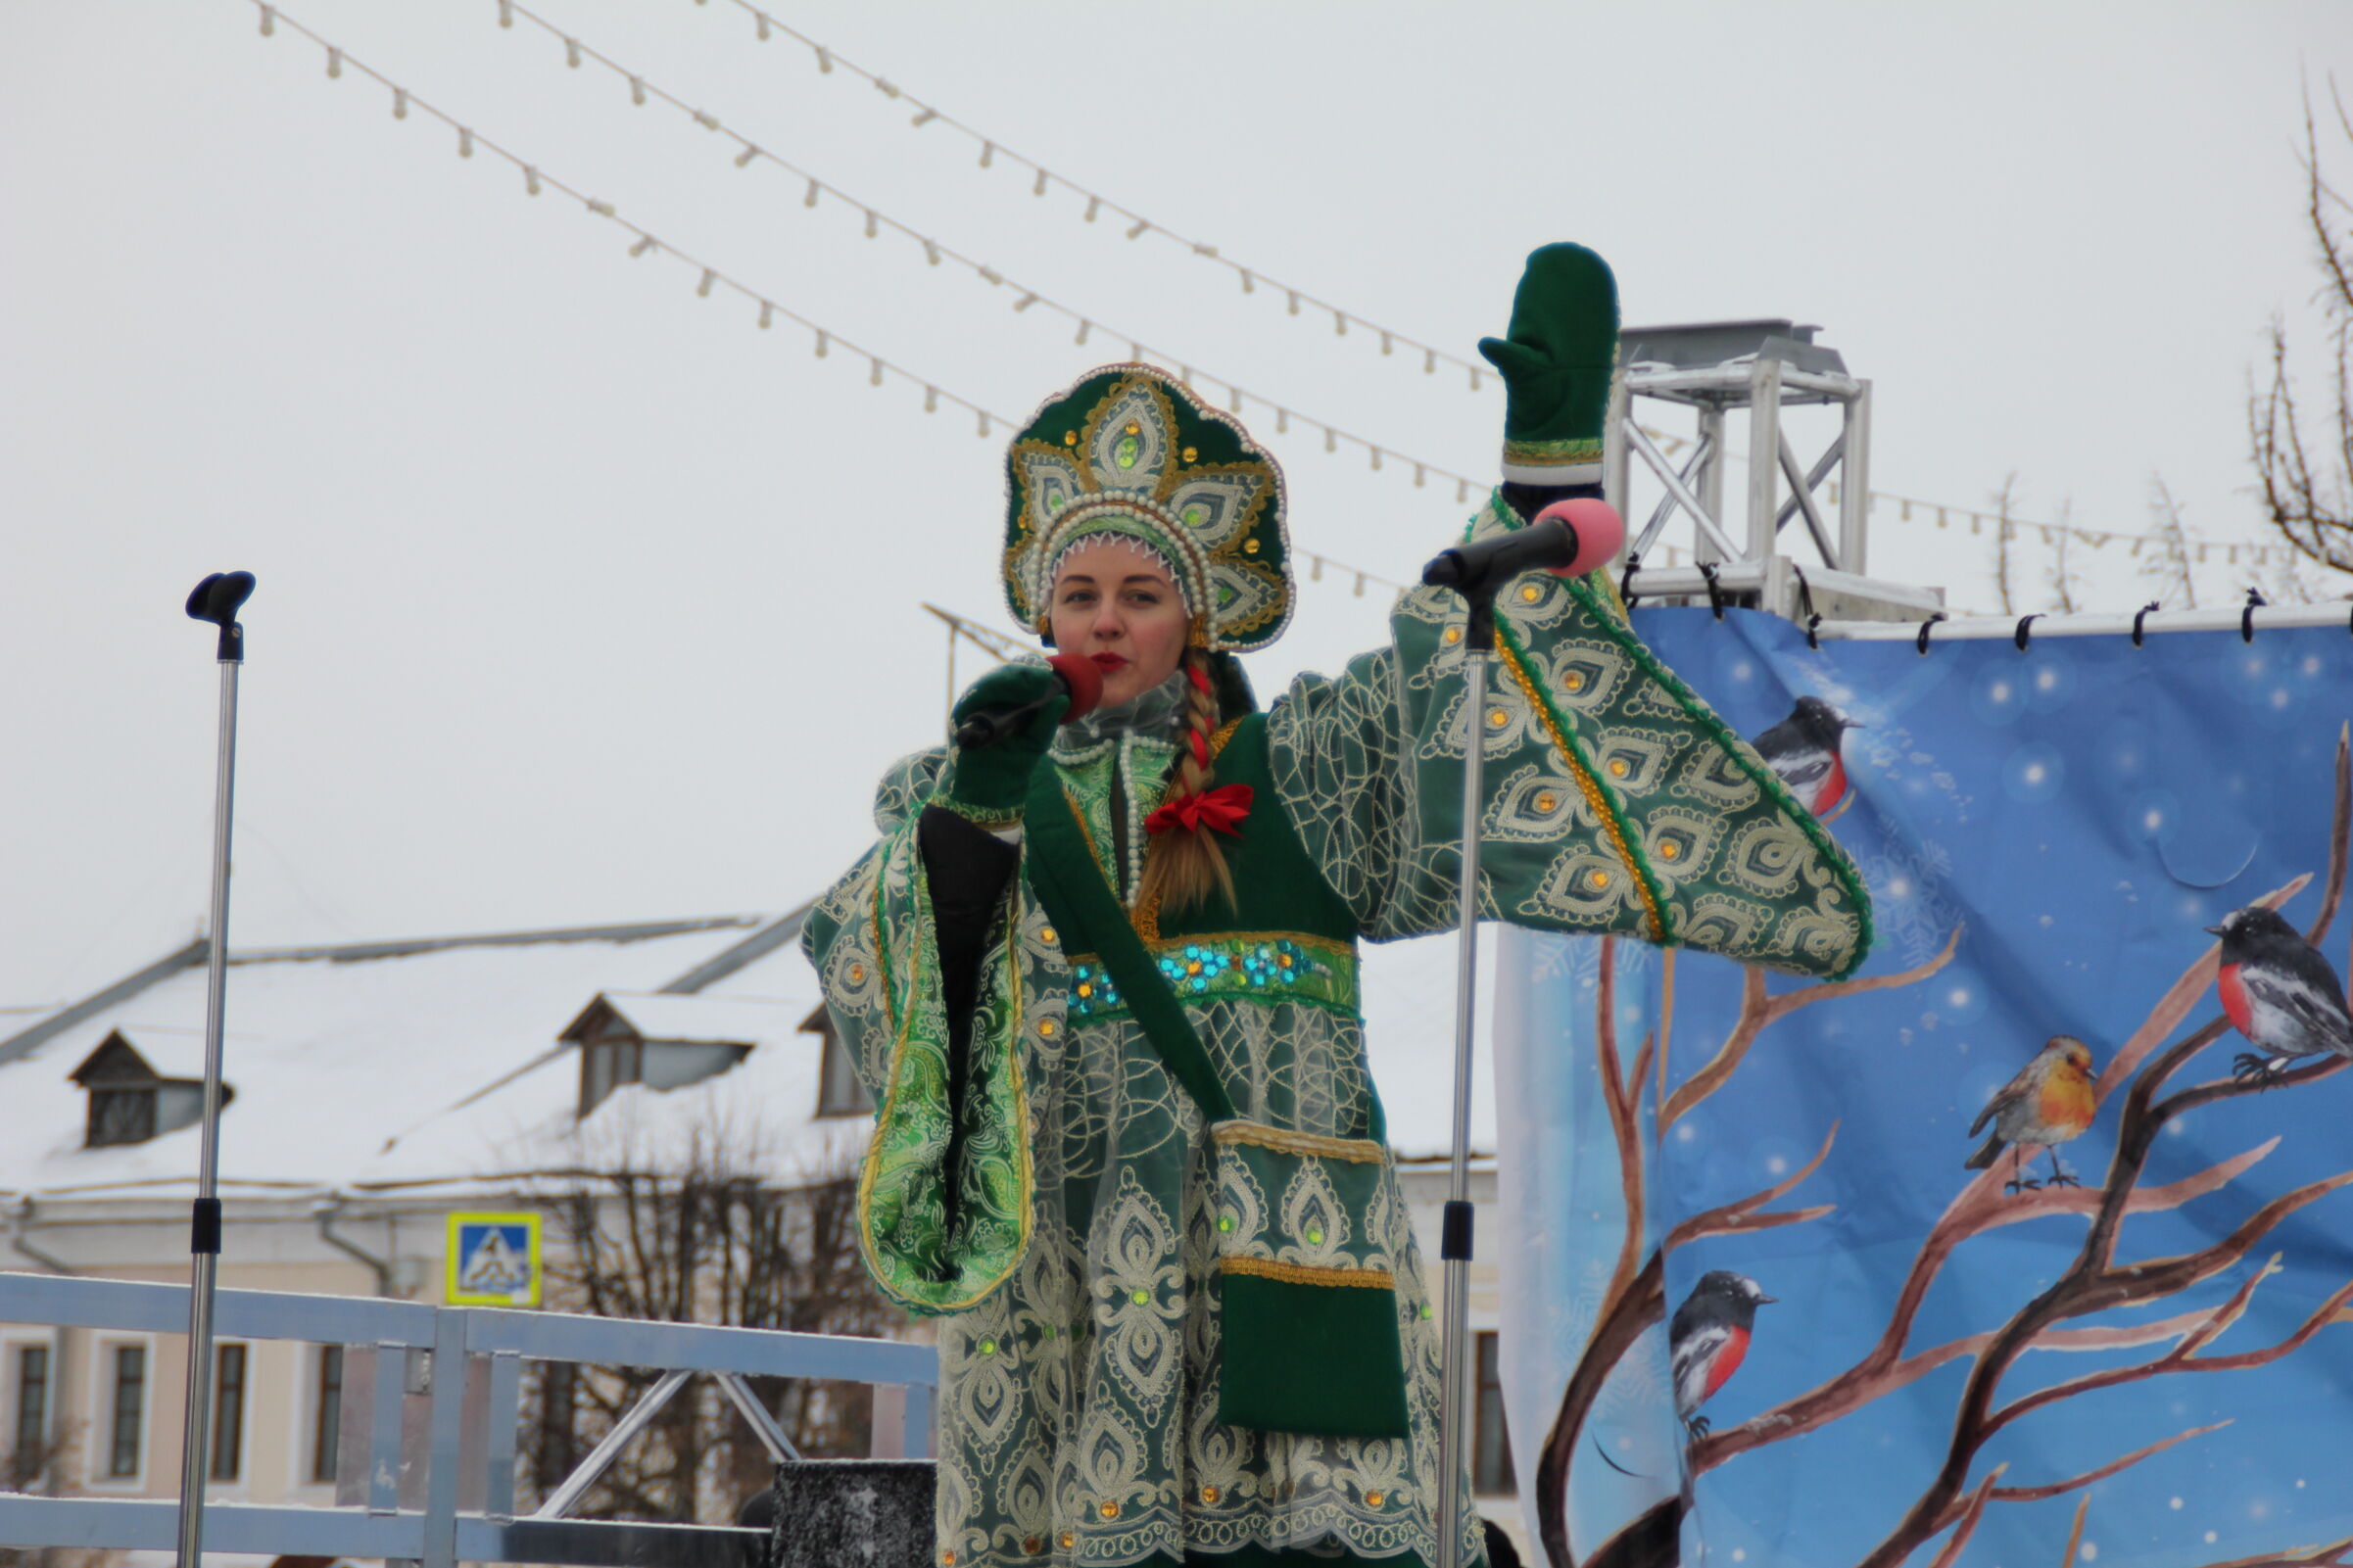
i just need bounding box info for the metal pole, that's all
[176,572,253,1568]
[1434,644,1489,1568]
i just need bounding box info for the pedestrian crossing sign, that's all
[446,1212,542,1307]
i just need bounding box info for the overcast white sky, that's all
[3,2,2347,1013]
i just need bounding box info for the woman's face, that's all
[1047,541,1190,710]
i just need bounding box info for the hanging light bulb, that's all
[924,387,939,413]
[629,234,656,258]
[259,5,275,36]
[392,88,408,119]
[523,166,541,196]
[325,47,341,78]
[497,0,512,26]
[457,127,474,159]
[1083,196,1101,222]
[1074,320,1091,346]
[587,198,615,216]
[1032,169,1048,197]
[979,265,1002,285]
[814,45,832,72]
[863,210,878,238]
[803,178,820,208]
[1369,448,1382,472]
[697,269,716,298]
[1414,464,1426,489]
[735,144,759,167]
[1276,409,1289,434]
[980,142,995,167]
[1380,332,1393,356]
[911,108,938,127]
[1286,292,1301,316]
[1239,271,1255,294]
[923,239,940,265]
[870,358,886,387]
[1323,428,1337,454]
[758,301,774,329]
[1227,385,1243,413]
[977,410,991,438]
[1456,480,1469,504]
[1423,349,1436,374]
[755,13,771,40]
[695,109,720,131]
[566,38,581,68]
[1126,219,1148,240]
[1332,312,1347,337]
[1013,293,1039,311]
[630,77,647,106]
[876,78,901,99]
[815,331,830,357]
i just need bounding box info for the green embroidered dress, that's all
[802,491,1869,1568]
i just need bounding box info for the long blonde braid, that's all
[1137,645,1237,917]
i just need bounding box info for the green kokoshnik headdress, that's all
[1003,365,1292,654]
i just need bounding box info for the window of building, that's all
[312,1345,344,1484]
[210,1343,247,1482]
[816,1026,872,1117]
[579,1038,644,1117]
[12,1345,48,1484]
[1472,1330,1515,1496]
[108,1344,146,1479]
[88,1087,157,1147]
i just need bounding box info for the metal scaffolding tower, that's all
[1604,320,1944,623]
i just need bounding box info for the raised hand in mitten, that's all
[1477,242,1618,493]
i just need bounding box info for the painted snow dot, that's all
[1886,876,1912,899]
[2305,654,2325,676]
[1675,1123,1696,1144]
[1940,978,1988,1023]
[2170,1497,2184,1510]
[1731,1552,1746,1564]
[2205,1533,2218,1544]
[2002,742,2065,803]
[1765,1155,1788,1175]
[1970,665,2026,726]
[2080,1544,2097,1562]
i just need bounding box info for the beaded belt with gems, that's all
[1065,932,1357,1023]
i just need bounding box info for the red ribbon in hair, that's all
[1146,783,1254,837]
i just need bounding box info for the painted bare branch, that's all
[1854,739,2353,1568]
[1658,927,1962,1134]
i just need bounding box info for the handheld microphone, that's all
[953,652,1106,749]
[1420,499,1625,594]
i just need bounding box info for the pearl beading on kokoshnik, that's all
[1040,524,1200,623]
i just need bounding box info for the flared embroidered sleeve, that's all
[801,745,1036,1313]
[1266,491,1872,978]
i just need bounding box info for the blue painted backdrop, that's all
[1495,606,2353,1568]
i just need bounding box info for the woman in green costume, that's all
[803,246,1870,1568]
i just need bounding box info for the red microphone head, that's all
[1535,498,1626,577]
[1045,650,1105,724]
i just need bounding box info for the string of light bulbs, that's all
[236,2,1441,601]
[242,5,2253,583]
[661,0,2287,571]
[483,0,1500,507]
[669,0,1501,394]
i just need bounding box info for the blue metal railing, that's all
[0,1270,936,1568]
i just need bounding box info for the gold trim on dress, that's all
[1219,1256,1396,1289]
[1210,1120,1385,1163]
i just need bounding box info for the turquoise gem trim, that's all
[1066,934,1357,1023]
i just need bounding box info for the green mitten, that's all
[937,663,1068,821]
[1477,242,1619,488]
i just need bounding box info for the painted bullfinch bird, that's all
[1965,1035,2097,1193]
[1669,1270,1774,1441]
[1752,696,1861,816]
[2207,905,2353,1086]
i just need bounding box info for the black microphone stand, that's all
[175,572,253,1568]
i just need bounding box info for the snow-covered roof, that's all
[561,992,813,1052]
[0,907,1496,1202]
[0,914,839,1201]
